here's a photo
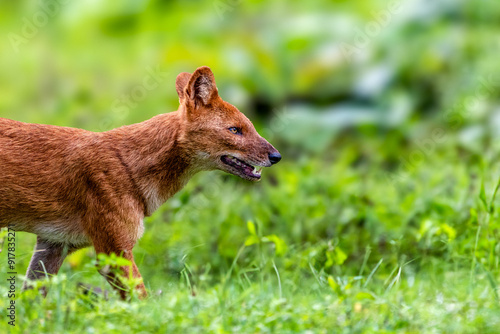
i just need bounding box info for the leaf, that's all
[262,234,288,256]
[247,221,257,236]
[335,247,348,265]
[97,253,132,267]
[328,276,340,293]
[418,219,436,240]
[355,292,375,300]
[326,247,348,267]
[439,223,456,240]
[113,257,133,267]
[245,235,260,246]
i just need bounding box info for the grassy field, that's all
[1,133,500,333]
[1,0,500,333]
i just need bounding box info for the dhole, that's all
[0,66,281,299]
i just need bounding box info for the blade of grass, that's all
[272,260,282,299]
[364,258,383,288]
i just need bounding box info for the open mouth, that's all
[221,155,263,180]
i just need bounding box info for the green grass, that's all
[1,135,500,333]
[1,1,500,332]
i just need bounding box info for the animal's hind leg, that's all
[22,236,78,296]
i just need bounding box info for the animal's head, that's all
[176,66,281,181]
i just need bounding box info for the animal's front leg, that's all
[90,228,147,300]
[22,237,78,297]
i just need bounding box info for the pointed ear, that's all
[176,72,191,101]
[184,66,218,106]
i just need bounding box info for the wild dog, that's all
[0,66,281,299]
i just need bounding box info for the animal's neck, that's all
[109,111,195,216]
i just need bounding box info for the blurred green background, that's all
[1,0,500,332]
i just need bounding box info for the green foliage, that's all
[1,0,500,333]
[2,145,500,333]
[245,221,288,256]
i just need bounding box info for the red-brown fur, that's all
[0,66,280,299]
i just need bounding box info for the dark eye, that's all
[228,127,242,135]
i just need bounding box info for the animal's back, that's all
[0,118,95,229]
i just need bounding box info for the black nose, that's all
[269,152,282,165]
